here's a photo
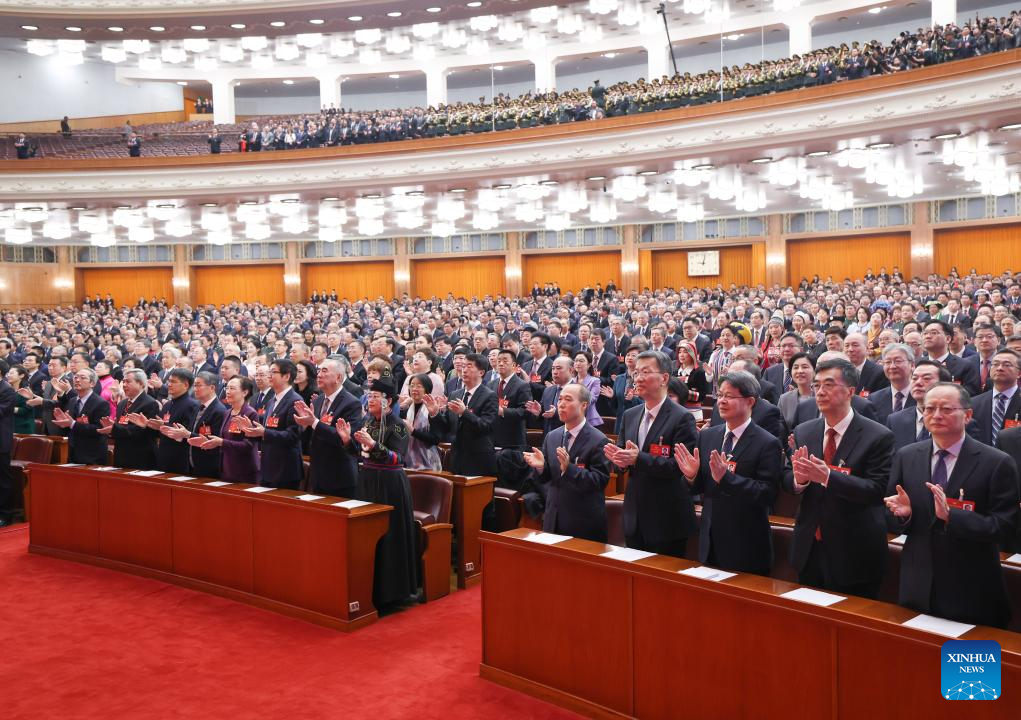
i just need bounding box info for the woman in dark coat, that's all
[338,374,418,609]
[197,376,260,484]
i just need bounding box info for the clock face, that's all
[688,250,721,277]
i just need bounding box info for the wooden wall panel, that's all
[411,257,505,298]
[303,261,394,302]
[786,233,910,285]
[651,246,754,289]
[934,224,1021,275]
[0,264,63,308]
[80,267,173,304]
[194,265,284,306]
[522,251,621,295]
[0,108,187,134]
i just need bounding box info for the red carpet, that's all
[0,526,578,719]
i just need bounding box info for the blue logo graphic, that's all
[941,640,1000,700]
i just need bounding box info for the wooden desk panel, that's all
[28,465,392,631]
[481,529,1021,719]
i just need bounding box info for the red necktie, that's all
[981,359,990,386]
[817,428,838,542]
[498,380,505,400]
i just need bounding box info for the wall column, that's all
[505,231,523,297]
[211,78,236,125]
[644,40,672,80]
[766,214,787,288]
[317,74,342,111]
[787,17,814,57]
[426,67,449,106]
[284,242,302,304]
[931,0,957,27]
[55,246,77,305]
[621,225,640,294]
[910,201,935,278]
[533,53,557,93]
[172,244,193,307]
[394,237,411,298]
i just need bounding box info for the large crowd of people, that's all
[1,264,1020,624]
[8,11,1021,158]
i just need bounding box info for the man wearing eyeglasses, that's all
[964,324,1002,396]
[868,343,915,425]
[783,357,894,599]
[921,319,981,395]
[966,348,1021,447]
[886,360,952,451]
[885,383,1019,628]
[239,359,304,490]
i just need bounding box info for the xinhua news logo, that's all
[941,640,1000,700]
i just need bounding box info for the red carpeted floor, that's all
[0,525,578,720]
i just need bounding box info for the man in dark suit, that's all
[428,353,499,476]
[51,367,111,465]
[149,369,199,474]
[886,360,952,451]
[763,333,804,394]
[293,358,363,498]
[605,350,698,558]
[242,359,304,489]
[843,333,889,396]
[792,392,879,427]
[523,384,611,542]
[605,317,631,364]
[967,348,1021,447]
[526,356,572,438]
[922,319,981,395]
[0,376,17,527]
[28,356,72,435]
[868,343,915,426]
[996,424,1021,551]
[183,371,229,479]
[522,332,553,402]
[250,365,273,418]
[964,324,1001,396]
[885,382,1019,628]
[783,358,893,599]
[676,371,783,575]
[22,352,46,396]
[710,359,787,443]
[102,368,159,470]
[489,349,531,450]
[590,330,620,417]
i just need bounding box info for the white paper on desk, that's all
[296,494,325,502]
[600,546,656,562]
[167,475,194,482]
[890,534,907,545]
[205,481,232,487]
[332,499,371,509]
[522,532,572,545]
[58,463,84,467]
[780,587,847,607]
[93,466,119,472]
[128,470,164,477]
[243,486,273,493]
[902,614,975,638]
[679,565,737,582]
[1005,553,1021,565]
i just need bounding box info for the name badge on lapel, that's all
[321,413,334,424]
[162,412,170,422]
[118,415,129,425]
[228,418,242,434]
[648,437,671,458]
[947,489,975,512]
[1004,418,1020,429]
[266,416,280,428]
[530,373,540,383]
[827,464,851,475]
[725,460,737,473]
[257,406,266,416]
[77,414,89,423]
[198,424,211,437]
[858,389,870,398]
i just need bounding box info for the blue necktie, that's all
[722,431,735,456]
[931,448,950,490]
[992,393,1007,446]
[265,395,277,418]
[893,391,904,414]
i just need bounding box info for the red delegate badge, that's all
[266,416,279,428]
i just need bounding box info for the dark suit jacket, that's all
[591,351,619,383]
[867,385,914,426]
[856,359,889,395]
[535,422,611,542]
[618,398,698,546]
[64,391,112,465]
[690,421,782,574]
[490,374,531,449]
[782,412,893,587]
[758,378,780,406]
[307,389,363,497]
[342,378,364,399]
[156,394,199,473]
[933,353,982,396]
[792,394,878,427]
[188,399,229,478]
[886,407,926,451]
[709,397,787,444]
[967,388,1021,446]
[0,381,15,456]
[996,425,1021,552]
[39,375,73,435]
[763,362,786,391]
[538,383,567,436]
[964,353,995,396]
[259,388,304,489]
[429,384,499,476]
[522,356,552,401]
[110,393,160,470]
[887,437,1019,628]
[605,334,631,363]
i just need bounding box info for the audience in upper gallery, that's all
[9,12,1021,159]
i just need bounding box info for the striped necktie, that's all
[992,393,1008,446]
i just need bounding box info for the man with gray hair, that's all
[868,342,915,425]
[792,351,880,427]
[708,359,787,443]
[51,366,111,465]
[675,370,783,575]
[101,367,160,470]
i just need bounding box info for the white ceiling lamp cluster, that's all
[942,132,1021,197]
[772,0,802,12]
[27,38,85,65]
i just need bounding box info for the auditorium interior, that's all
[2,0,1021,717]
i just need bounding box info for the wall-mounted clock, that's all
[688,250,721,276]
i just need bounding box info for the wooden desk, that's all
[481,529,1021,720]
[28,464,391,631]
[413,470,495,589]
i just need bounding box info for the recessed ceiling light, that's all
[693,163,714,170]
[866,141,893,149]
[998,122,1021,131]
[387,11,403,17]
[281,198,300,203]
[466,1,483,6]
[309,18,325,25]
[405,190,425,196]
[427,6,442,12]
[176,81,188,86]
[750,157,772,164]
[155,203,176,209]
[108,26,124,32]
[21,24,39,31]
[69,205,87,211]
[586,175,606,181]
[201,202,218,207]
[115,205,132,210]
[322,196,340,201]
[282,79,294,84]
[637,170,658,176]
[230,23,247,29]
[389,73,400,79]
[539,180,558,186]
[493,65,504,70]
[493,184,512,190]
[930,131,960,140]
[348,15,363,22]
[805,150,830,157]
[65,26,82,32]
[363,193,381,199]
[270,21,286,28]
[190,25,206,31]
[240,200,259,205]
[449,188,467,193]
[725,33,743,41]
[149,26,165,32]
[603,52,618,59]
[868,6,884,14]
